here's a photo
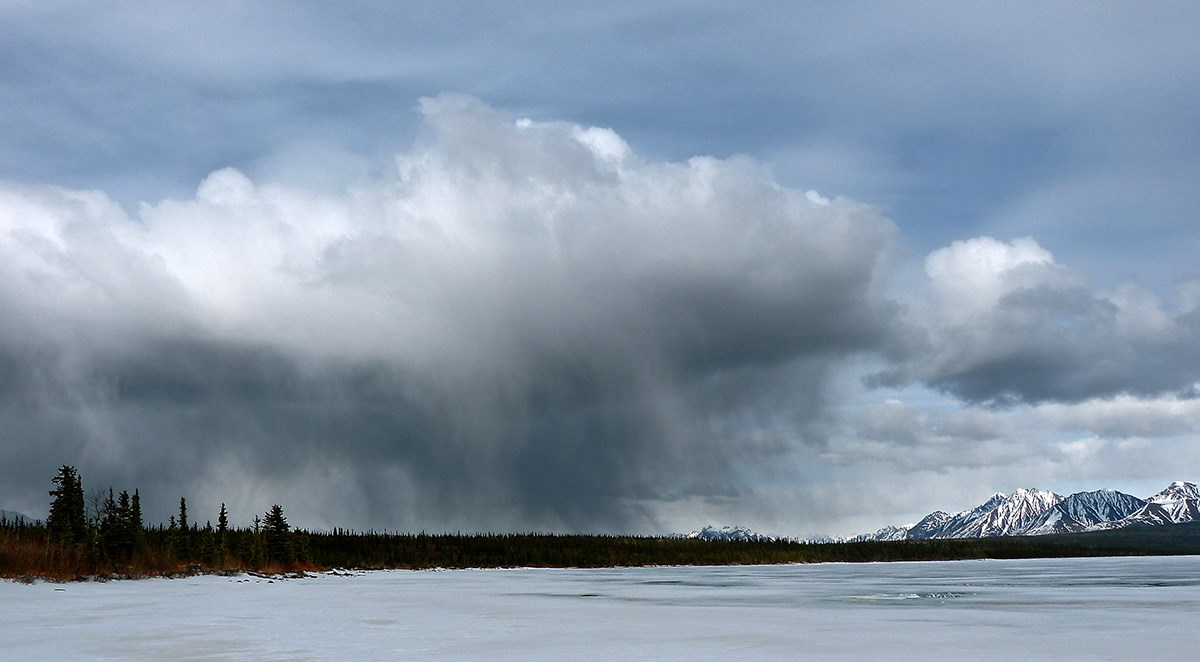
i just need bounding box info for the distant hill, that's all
[0,510,34,524]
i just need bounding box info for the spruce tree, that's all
[47,466,86,546]
[202,522,220,567]
[131,489,144,547]
[99,488,117,558]
[113,490,135,561]
[178,497,188,531]
[263,505,293,564]
[217,503,229,561]
[177,497,190,560]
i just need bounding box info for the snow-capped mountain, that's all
[912,489,1062,539]
[0,509,33,524]
[1026,489,1146,535]
[1117,481,1200,526]
[973,488,1063,537]
[865,525,909,542]
[904,511,953,540]
[1151,480,1200,502]
[846,525,908,543]
[853,481,1198,542]
[792,534,840,544]
[687,525,775,542]
[932,493,1008,538]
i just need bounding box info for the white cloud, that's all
[924,236,1057,324]
[571,126,630,164]
[805,190,830,206]
[882,235,1200,405]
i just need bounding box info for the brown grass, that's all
[0,530,320,581]
[0,529,87,581]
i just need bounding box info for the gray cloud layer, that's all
[0,96,899,530]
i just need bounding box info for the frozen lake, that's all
[3,556,1199,660]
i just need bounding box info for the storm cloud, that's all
[0,95,899,531]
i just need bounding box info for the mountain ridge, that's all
[854,481,1198,542]
[686,525,776,543]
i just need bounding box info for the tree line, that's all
[1,465,304,580]
[6,465,1200,581]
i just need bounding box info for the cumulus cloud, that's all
[0,95,899,531]
[881,236,1200,405]
[924,236,1057,325]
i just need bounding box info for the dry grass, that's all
[0,529,319,581]
[0,530,87,581]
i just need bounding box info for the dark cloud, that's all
[0,97,898,531]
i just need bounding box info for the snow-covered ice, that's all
[3,556,1199,660]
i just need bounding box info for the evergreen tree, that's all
[178,497,188,531]
[99,488,117,558]
[263,505,293,564]
[47,465,86,546]
[246,514,266,566]
[176,497,190,560]
[131,489,144,546]
[235,525,255,566]
[217,503,229,560]
[117,490,131,526]
[167,514,178,559]
[116,489,135,561]
[202,522,220,567]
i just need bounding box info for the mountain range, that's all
[688,481,1200,543]
[686,525,776,543]
[852,481,1200,542]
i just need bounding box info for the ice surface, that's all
[3,556,1199,660]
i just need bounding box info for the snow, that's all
[861,481,1197,541]
[906,488,1062,539]
[1149,481,1200,504]
[3,556,1200,659]
[1121,481,1200,526]
[687,524,774,542]
[972,488,1062,537]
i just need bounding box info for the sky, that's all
[2,1,1199,537]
